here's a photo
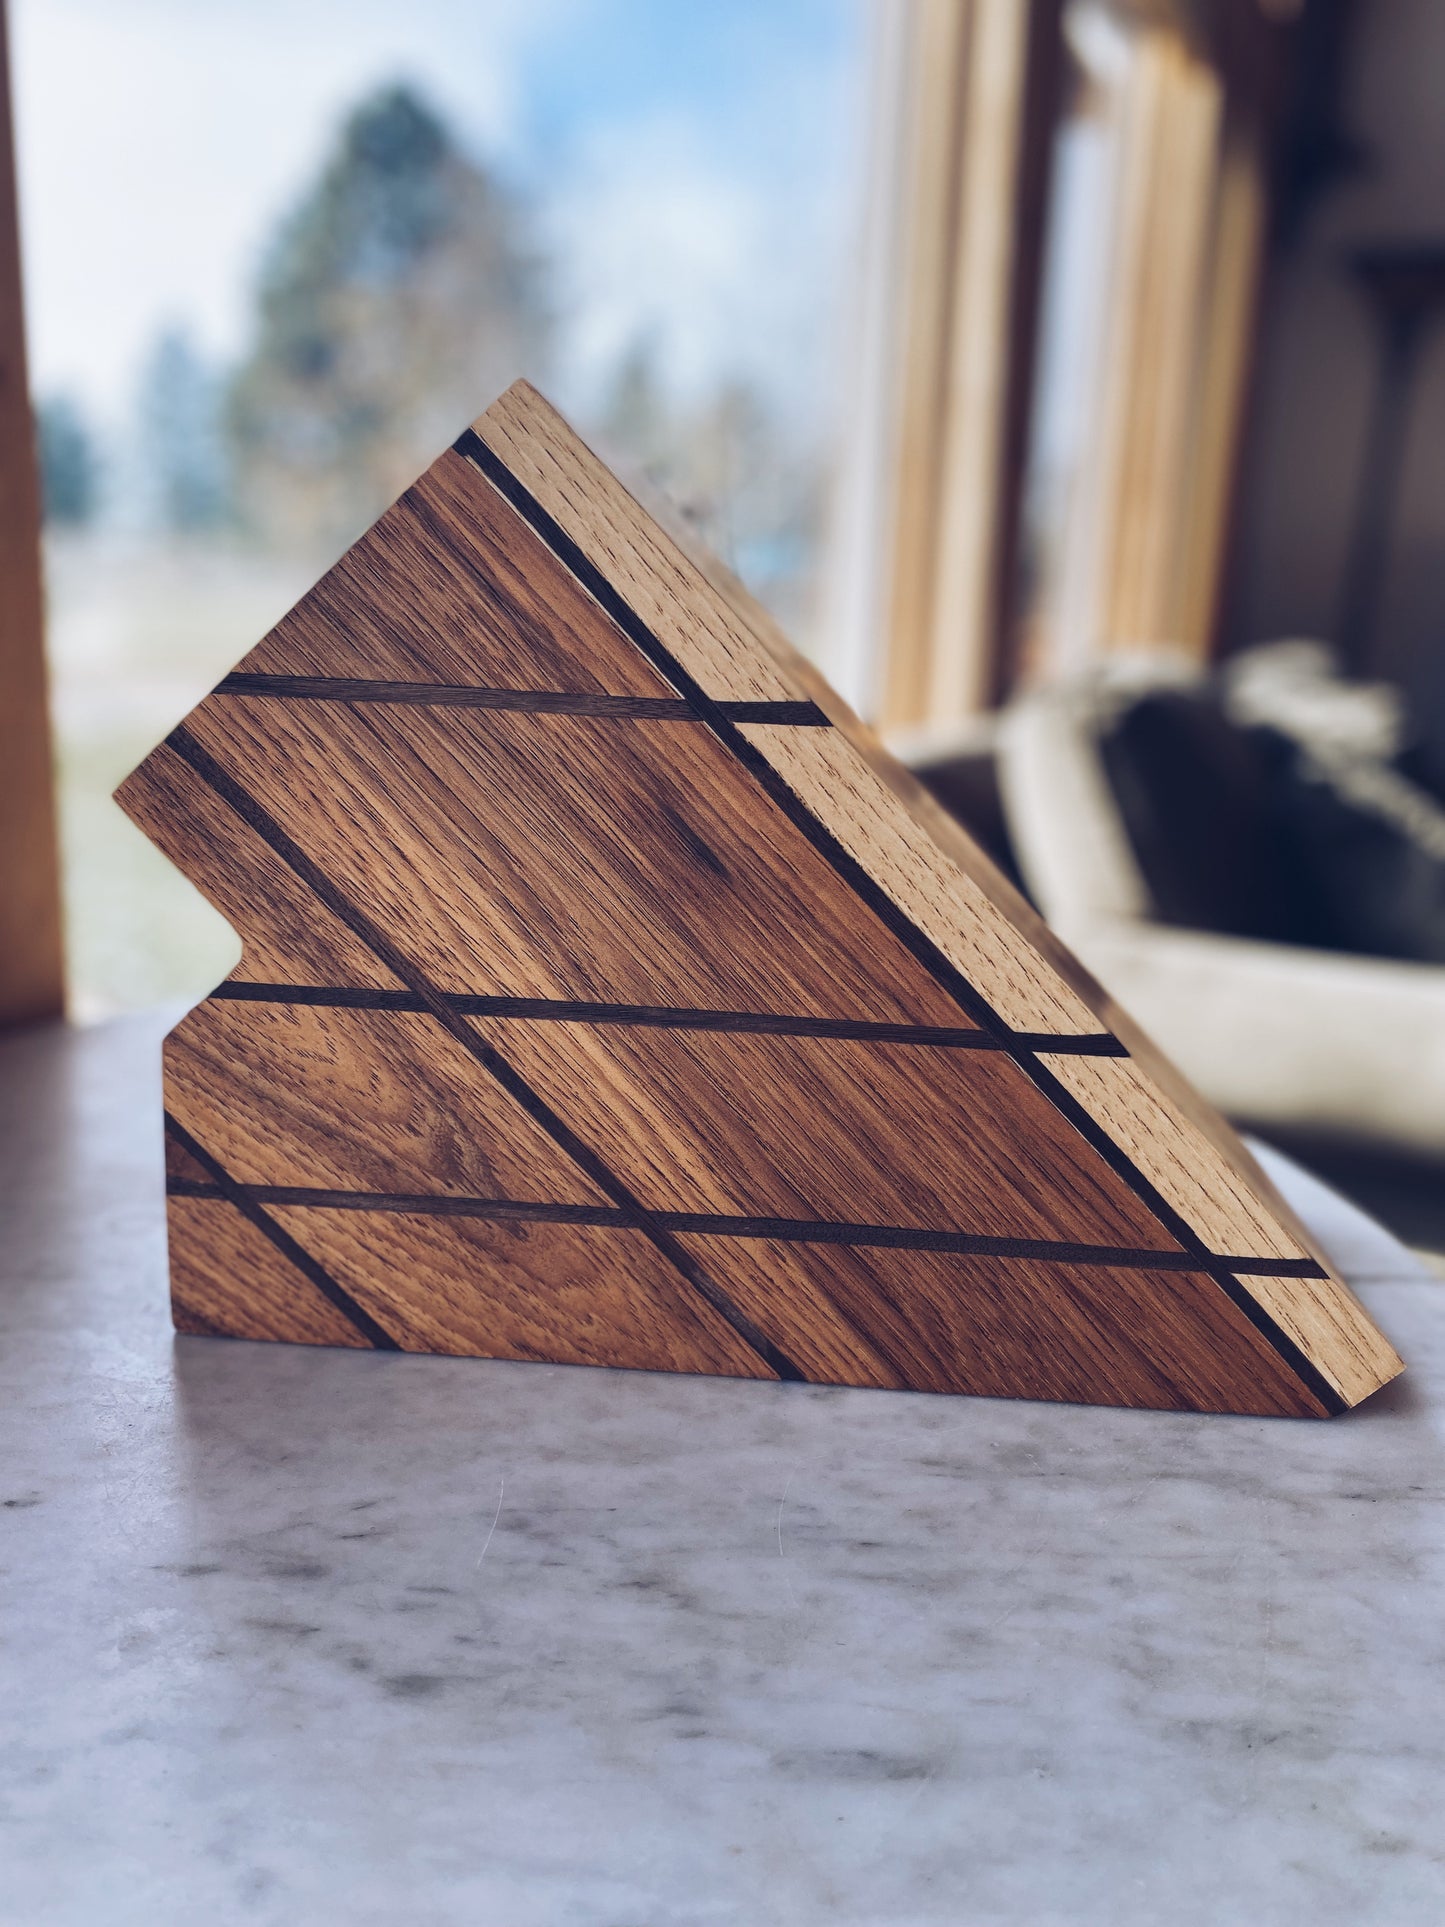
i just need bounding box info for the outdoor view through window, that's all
[14,0,866,1017]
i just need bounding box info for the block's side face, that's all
[164,1130,214,1189]
[466,1021,1181,1251]
[463,383,1400,1413]
[1037,1052,1402,1407]
[472,387,1103,1037]
[741,723,1104,1036]
[674,1239,1329,1416]
[169,1104,777,1373]
[174,694,971,1025]
[1034,1054,1314,1262]
[1226,1270,1398,1410]
[741,722,1399,1408]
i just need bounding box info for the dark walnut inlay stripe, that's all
[207,979,1128,1056]
[215,671,829,726]
[163,1114,400,1350]
[163,1178,1327,1278]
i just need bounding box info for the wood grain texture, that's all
[116,741,404,989]
[1224,1267,1392,1412]
[179,696,967,1023]
[674,1237,1325,1416]
[166,1000,605,1203]
[168,1197,370,1348]
[1036,1052,1311,1261]
[743,720,1103,1035]
[1039,1053,1399,1402]
[164,1132,216,1191]
[115,379,1402,1415]
[469,1020,1177,1247]
[475,380,797,702]
[240,449,675,696]
[270,1207,774,1377]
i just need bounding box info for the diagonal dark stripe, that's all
[164,1177,1330,1277]
[164,726,803,1384]
[207,978,1129,1055]
[162,1114,400,1350]
[456,427,1342,1417]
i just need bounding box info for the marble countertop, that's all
[3,1013,1443,1926]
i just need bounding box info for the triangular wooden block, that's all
[117,381,1402,1416]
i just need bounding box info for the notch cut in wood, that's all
[117,381,1402,1416]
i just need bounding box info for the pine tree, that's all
[227,84,550,553]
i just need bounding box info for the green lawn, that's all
[45,533,317,1019]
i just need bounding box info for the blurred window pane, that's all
[14,0,866,1016]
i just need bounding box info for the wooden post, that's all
[1037,18,1281,677]
[883,0,1064,735]
[1053,32,1225,663]
[0,0,64,1026]
[826,0,1062,740]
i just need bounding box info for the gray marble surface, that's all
[2,1013,1444,1926]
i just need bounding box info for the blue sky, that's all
[11,0,865,435]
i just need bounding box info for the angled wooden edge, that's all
[472,380,1402,1411]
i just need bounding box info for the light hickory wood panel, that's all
[472,381,798,702]
[1076,971,1359,1269]
[655,499,1138,1037]
[1224,1267,1398,1411]
[1038,1052,1313,1261]
[241,449,675,696]
[1038,1052,1403,1407]
[180,696,969,1024]
[273,1208,775,1377]
[169,1196,369,1348]
[471,1020,1179,1249]
[166,1000,604,1203]
[115,741,404,990]
[743,720,1104,1035]
[677,1236,1327,1416]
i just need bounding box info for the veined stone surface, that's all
[1,1013,1442,1926]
